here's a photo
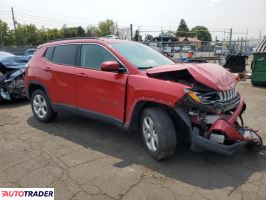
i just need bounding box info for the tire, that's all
[31,89,57,123]
[141,107,177,160]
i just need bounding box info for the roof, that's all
[179,37,201,42]
[38,37,132,48]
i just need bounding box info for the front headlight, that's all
[184,89,219,104]
[185,89,202,103]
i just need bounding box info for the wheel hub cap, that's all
[143,116,158,152]
[33,94,47,119]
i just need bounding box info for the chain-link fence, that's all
[1,46,36,55]
[144,39,264,64]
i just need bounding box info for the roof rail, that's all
[48,37,99,43]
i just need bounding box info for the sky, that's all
[0,0,265,40]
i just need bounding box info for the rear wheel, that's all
[31,89,57,123]
[141,107,177,160]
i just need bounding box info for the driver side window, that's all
[80,44,117,70]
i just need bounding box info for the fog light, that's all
[209,133,225,144]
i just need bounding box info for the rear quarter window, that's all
[52,44,78,65]
[44,47,54,61]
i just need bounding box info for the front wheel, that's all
[141,107,177,160]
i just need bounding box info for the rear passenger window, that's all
[81,44,117,69]
[44,47,54,61]
[52,44,78,66]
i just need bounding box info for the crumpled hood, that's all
[146,63,236,91]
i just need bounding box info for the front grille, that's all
[217,87,238,102]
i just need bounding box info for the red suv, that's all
[24,38,263,160]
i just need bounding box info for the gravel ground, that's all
[0,80,266,200]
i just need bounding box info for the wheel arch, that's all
[128,100,191,142]
[27,81,50,100]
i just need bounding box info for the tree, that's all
[98,19,115,36]
[86,25,99,37]
[77,26,85,37]
[191,26,212,41]
[133,30,142,41]
[0,19,9,45]
[62,25,78,38]
[176,19,190,37]
[145,34,153,41]
[16,23,38,46]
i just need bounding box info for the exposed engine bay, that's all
[0,63,26,101]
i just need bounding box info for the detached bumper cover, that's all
[191,127,248,156]
[175,95,258,156]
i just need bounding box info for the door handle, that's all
[43,67,52,71]
[76,73,87,77]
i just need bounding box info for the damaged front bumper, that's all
[190,127,249,156]
[0,69,26,100]
[175,95,262,156]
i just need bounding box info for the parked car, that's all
[0,55,29,100]
[102,35,120,39]
[182,45,192,53]
[0,51,14,61]
[153,35,178,42]
[214,46,229,56]
[25,38,263,160]
[24,48,36,59]
[174,46,181,53]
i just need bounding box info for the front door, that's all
[75,44,128,123]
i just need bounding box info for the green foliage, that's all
[16,23,38,46]
[0,19,14,46]
[133,30,142,41]
[145,34,153,41]
[98,19,115,36]
[191,26,212,41]
[176,19,190,37]
[86,25,99,37]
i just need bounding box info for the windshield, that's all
[26,49,36,55]
[111,42,174,69]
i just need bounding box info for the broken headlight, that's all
[184,89,221,105]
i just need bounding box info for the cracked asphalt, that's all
[1,80,266,200]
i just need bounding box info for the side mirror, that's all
[101,61,120,72]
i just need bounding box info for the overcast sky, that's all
[0,0,265,40]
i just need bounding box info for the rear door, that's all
[75,44,128,123]
[46,44,78,106]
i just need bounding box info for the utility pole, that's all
[11,7,18,46]
[115,21,118,36]
[130,24,133,40]
[229,28,232,54]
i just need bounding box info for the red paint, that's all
[25,39,249,143]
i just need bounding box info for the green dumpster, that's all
[251,39,266,86]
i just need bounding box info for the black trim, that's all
[52,103,128,130]
[77,44,81,66]
[27,80,51,100]
[190,127,248,156]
